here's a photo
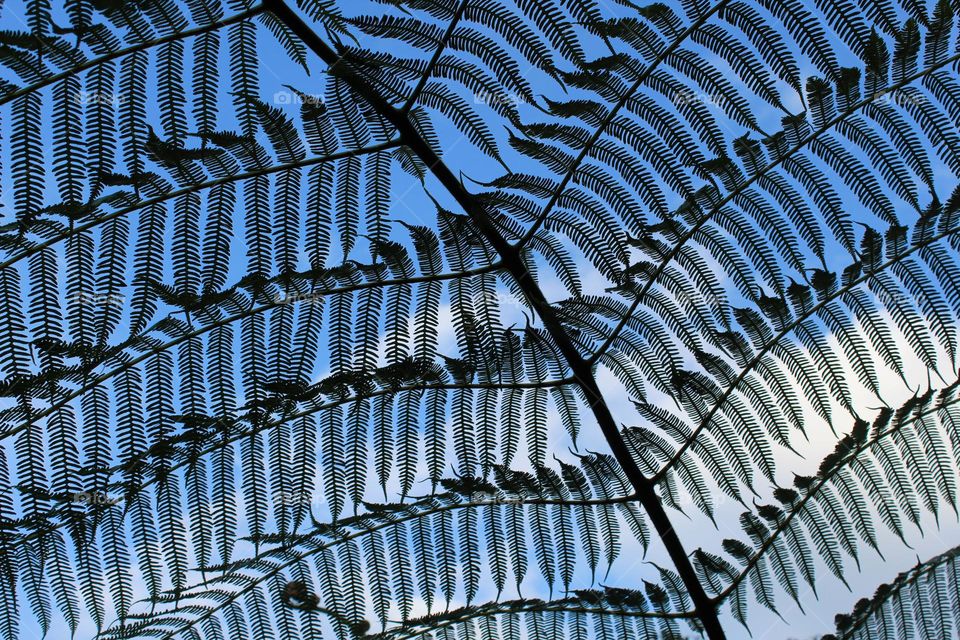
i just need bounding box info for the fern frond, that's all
[825,544,960,640]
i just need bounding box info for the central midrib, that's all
[262,1,728,636]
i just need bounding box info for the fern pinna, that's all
[1,0,960,638]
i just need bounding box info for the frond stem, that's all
[512,0,733,250]
[709,376,960,605]
[264,0,727,636]
[587,49,960,369]
[15,375,576,547]
[836,544,960,638]
[0,5,267,106]
[399,0,469,115]
[0,261,501,443]
[0,139,401,274]
[377,599,694,640]
[652,221,960,483]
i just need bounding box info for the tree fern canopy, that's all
[1,0,959,638]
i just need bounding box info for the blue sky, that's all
[2,0,960,638]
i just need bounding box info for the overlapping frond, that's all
[823,543,960,640]
[686,381,960,628]
[2,0,960,638]
[96,457,648,638]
